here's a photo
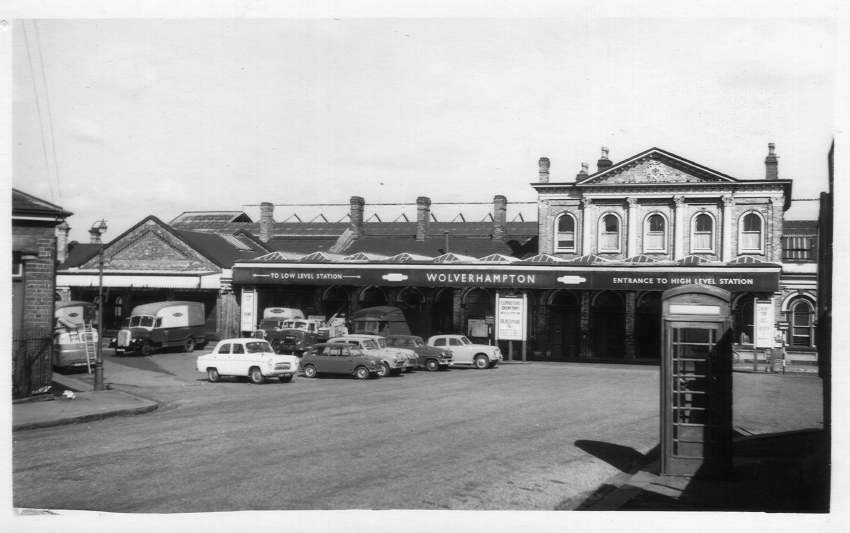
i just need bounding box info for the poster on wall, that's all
[496,294,527,341]
[241,288,257,333]
[755,298,775,349]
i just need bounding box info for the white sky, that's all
[10,14,837,242]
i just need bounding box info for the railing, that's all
[12,329,53,399]
[782,235,817,262]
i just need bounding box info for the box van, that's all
[53,300,98,370]
[114,301,207,355]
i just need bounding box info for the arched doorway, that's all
[733,294,756,346]
[358,286,387,308]
[591,291,625,358]
[322,286,350,320]
[463,288,491,343]
[547,290,580,360]
[431,288,454,336]
[635,292,662,360]
[397,287,426,336]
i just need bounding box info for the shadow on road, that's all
[574,440,653,473]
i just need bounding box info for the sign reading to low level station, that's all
[232,264,780,292]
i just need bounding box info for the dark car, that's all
[301,342,384,379]
[267,327,318,356]
[385,335,453,371]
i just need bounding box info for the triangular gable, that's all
[80,216,219,272]
[519,253,568,264]
[478,253,519,263]
[386,252,434,263]
[432,252,478,263]
[576,148,739,186]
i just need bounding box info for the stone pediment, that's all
[578,149,737,186]
[81,218,219,272]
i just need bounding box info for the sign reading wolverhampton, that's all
[233,264,780,292]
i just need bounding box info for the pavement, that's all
[11,359,828,512]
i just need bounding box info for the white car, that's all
[327,334,415,376]
[196,338,299,384]
[426,335,502,369]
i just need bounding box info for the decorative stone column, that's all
[673,195,686,260]
[721,195,734,262]
[624,292,637,359]
[769,196,783,262]
[581,198,594,256]
[626,197,638,257]
[579,292,592,358]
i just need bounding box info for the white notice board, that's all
[754,298,775,349]
[496,294,527,341]
[241,288,257,332]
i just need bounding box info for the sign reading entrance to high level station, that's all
[233,264,780,292]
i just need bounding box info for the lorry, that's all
[113,301,207,356]
[265,315,349,356]
[253,307,305,339]
[52,300,99,371]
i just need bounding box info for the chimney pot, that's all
[576,162,589,179]
[416,196,431,242]
[493,195,507,240]
[597,146,613,172]
[89,227,101,245]
[259,202,275,243]
[538,157,550,183]
[765,142,779,180]
[57,221,71,264]
[350,196,365,238]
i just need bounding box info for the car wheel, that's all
[474,354,489,369]
[184,338,195,353]
[303,364,318,378]
[376,362,390,378]
[207,368,220,383]
[425,359,439,372]
[353,366,370,380]
[140,342,152,356]
[249,366,265,384]
[279,375,293,383]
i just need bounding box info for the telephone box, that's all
[661,285,733,477]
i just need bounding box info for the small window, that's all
[644,214,667,252]
[555,213,576,252]
[232,343,245,354]
[12,252,22,278]
[154,318,163,328]
[692,213,714,252]
[449,338,462,346]
[218,343,232,354]
[599,214,620,252]
[740,212,763,252]
[434,338,446,347]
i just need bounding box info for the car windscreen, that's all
[246,341,273,353]
[411,337,425,347]
[376,338,387,348]
[130,315,154,327]
[361,339,379,350]
[459,336,472,345]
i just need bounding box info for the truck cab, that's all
[113,301,207,356]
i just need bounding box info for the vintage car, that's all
[196,338,299,384]
[385,334,453,371]
[426,334,502,369]
[300,342,384,379]
[252,307,305,338]
[266,318,322,355]
[52,300,99,370]
[113,301,207,355]
[327,334,413,376]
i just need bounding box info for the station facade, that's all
[230,145,816,363]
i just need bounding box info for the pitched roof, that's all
[575,147,740,185]
[169,211,253,226]
[61,242,101,268]
[12,188,72,218]
[174,230,269,268]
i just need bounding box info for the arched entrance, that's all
[322,286,350,320]
[431,288,454,336]
[463,288,491,343]
[635,292,662,360]
[591,291,625,358]
[547,290,580,360]
[733,294,756,346]
[358,286,387,308]
[397,287,427,336]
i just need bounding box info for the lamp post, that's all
[91,219,108,391]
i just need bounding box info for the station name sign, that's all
[233,265,780,292]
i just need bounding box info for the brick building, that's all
[12,189,72,397]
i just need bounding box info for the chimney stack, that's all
[493,195,507,240]
[350,196,365,238]
[765,142,779,180]
[89,226,102,244]
[538,157,550,183]
[416,196,431,242]
[597,146,612,172]
[576,162,589,180]
[259,202,274,243]
[56,221,70,264]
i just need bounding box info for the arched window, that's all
[789,299,815,348]
[691,212,714,252]
[114,296,123,318]
[643,213,667,252]
[739,212,764,253]
[554,213,576,252]
[599,213,621,252]
[734,295,755,345]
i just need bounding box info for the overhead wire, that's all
[21,21,56,201]
[33,20,62,202]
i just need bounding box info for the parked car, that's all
[301,342,384,380]
[426,334,502,369]
[196,338,299,384]
[266,318,322,355]
[113,301,207,355]
[52,300,98,370]
[327,334,413,376]
[385,335,453,371]
[252,307,305,338]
